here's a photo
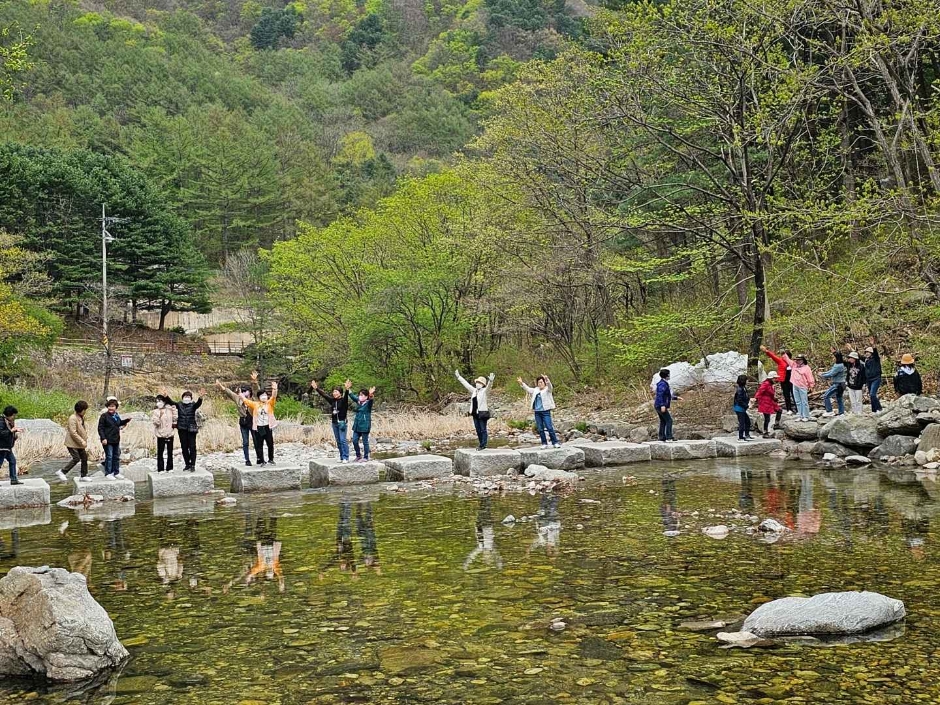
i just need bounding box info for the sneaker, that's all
[79,476,90,483]
[259,461,267,467]
[552,443,562,448]
[341,459,349,464]
[245,460,252,467]
[56,470,68,483]
[104,475,115,481]
[540,444,549,450]
[9,479,21,485]
[821,411,835,418]
[115,473,126,480]
[268,461,275,466]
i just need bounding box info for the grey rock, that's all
[742,591,906,637]
[581,441,651,467]
[716,631,773,648]
[148,470,215,498]
[825,415,884,449]
[595,422,634,439]
[0,566,128,680]
[870,435,918,460]
[518,446,585,470]
[0,479,50,510]
[308,459,383,487]
[845,455,873,465]
[779,417,821,441]
[810,441,853,458]
[919,424,940,454]
[876,407,922,436]
[71,474,135,501]
[759,518,786,533]
[383,454,453,481]
[647,439,717,460]
[912,396,940,413]
[714,436,782,457]
[454,448,522,477]
[229,465,303,493]
[522,464,579,485]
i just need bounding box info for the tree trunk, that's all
[158,300,170,331]
[747,235,766,377]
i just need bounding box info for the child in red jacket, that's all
[755,371,782,437]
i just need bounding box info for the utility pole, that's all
[100,205,128,399]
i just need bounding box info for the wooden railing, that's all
[56,337,247,355]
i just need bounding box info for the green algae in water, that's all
[0,460,938,703]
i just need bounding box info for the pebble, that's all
[501,515,516,525]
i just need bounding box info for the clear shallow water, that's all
[1,459,939,704]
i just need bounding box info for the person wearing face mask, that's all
[162,388,205,472]
[455,369,496,451]
[216,372,261,467]
[348,385,376,462]
[242,380,279,466]
[311,379,351,463]
[152,395,178,472]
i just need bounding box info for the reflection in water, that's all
[0,530,18,561]
[528,494,561,559]
[738,469,754,512]
[356,503,381,574]
[660,476,679,533]
[247,514,284,591]
[463,497,501,570]
[321,502,381,578]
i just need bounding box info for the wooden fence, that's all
[56,337,247,355]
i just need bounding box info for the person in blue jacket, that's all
[820,350,847,417]
[733,375,755,441]
[349,386,376,462]
[654,369,682,442]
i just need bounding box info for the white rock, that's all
[501,515,516,525]
[845,455,873,465]
[759,518,786,533]
[743,591,906,637]
[702,525,730,539]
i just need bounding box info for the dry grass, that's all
[12,411,499,468]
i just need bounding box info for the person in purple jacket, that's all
[654,369,682,442]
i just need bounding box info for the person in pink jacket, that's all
[755,371,782,437]
[789,355,815,421]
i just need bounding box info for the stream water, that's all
[0,458,938,704]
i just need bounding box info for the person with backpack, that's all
[733,375,755,441]
[152,395,178,473]
[311,379,351,463]
[455,369,496,451]
[217,372,260,467]
[348,386,376,462]
[0,405,22,485]
[163,389,205,472]
[98,397,131,479]
[57,400,89,483]
[820,351,847,417]
[894,354,923,396]
[863,339,884,412]
[845,352,867,414]
[653,369,681,442]
[242,380,278,466]
[755,371,782,437]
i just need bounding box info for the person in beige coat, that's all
[153,394,179,472]
[57,401,89,483]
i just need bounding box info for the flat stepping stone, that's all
[309,459,384,488]
[72,474,135,501]
[518,446,585,470]
[713,436,783,457]
[582,441,652,467]
[384,454,453,481]
[0,506,50,529]
[647,440,717,460]
[230,464,304,493]
[454,448,523,477]
[148,469,215,498]
[152,496,216,517]
[0,478,50,509]
[75,501,135,522]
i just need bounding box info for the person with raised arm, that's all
[455,369,496,451]
[761,345,796,414]
[348,385,376,462]
[162,388,205,472]
[216,371,260,467]
[517,374,561,449]
[242,379,278,466]
[311,379,351,463]
[98,397,131,479]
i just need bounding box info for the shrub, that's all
[0,384,77,422]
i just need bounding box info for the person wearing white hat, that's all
[845,351,867,414]
[863,339,883,412]
[755,371,782,437]
[455,369,496,450]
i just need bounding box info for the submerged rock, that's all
[0,566,128,681]
[742,591,905,637]
[758,518,786,533]
[702,525,730,539]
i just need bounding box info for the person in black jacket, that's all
[863,340,883,412]
[894,354,923,396]
[733,375,754,441]
[311,379,351,462]
[98,398,131,479]
[0,405,22,485]
[163,389,205,472]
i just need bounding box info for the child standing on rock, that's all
[733,375,754,441]
[312,379,351,463]
[98,398,131,479]
[349,386,376,462]
[755,372,782,437]
[243,380,278,466]
[517,375,561,449]
[152,395,178,473]
[456,369,495,450]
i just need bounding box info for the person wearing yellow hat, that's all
[893,353,922,396]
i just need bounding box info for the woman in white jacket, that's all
[517,375,560,448]
[456,369,495,450]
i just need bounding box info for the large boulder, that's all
[810,441,853,458]
[518,446,585,471]
[919,424,940,454]
[0,566,128,681]
[876,407,922,437]
[912,396,940,413]
[454,448,523,477]
[742,591,905,637]
[869,435,918,460]
[825,415,884,449]
[779,417,821,441]
[649,351,765,394]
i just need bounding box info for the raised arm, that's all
[544,376,553,391]
[486,372,495,388]
[517,377,535,394]
[270,380,278,403]
[216,379,241,404]
[250,370,260,397]
[455,370,474,393]
[311,380,332,402]
[346,390,360,408]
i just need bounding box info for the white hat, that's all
[848,351,860,360]
[766,371,778,379]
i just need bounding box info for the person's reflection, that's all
[356,503,381,575]
[246,515,284,592]
[796,471,822,537]
[659,476,679,534]
[902,516,929,561]
[827,488,854,549]
[156,517,182,598]
[527,494,561,559]
[0,529,19,560]
[738,469,754,512]
[464,497,502,570]
[105,520,128,591]
[182,519,208,593]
